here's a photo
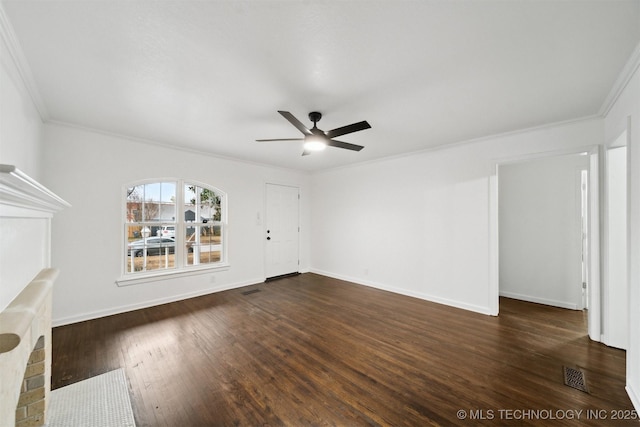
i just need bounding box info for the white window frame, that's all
[117,178,229,286]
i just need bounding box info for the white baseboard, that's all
[499,290,579,310]
[627,384,640,413]
[52,277,264,327]
[309,269,495,316]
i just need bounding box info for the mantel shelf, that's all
[0,164,70,217]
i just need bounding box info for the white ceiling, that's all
[3,1,640,172]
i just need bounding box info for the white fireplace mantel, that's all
[0,164,71,311]
[0,164,70,218]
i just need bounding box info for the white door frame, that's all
[588,148,601,341]
[601,131,629,348]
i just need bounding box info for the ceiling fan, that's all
[256,111,371,156]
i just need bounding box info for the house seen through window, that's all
[125,180,226,275]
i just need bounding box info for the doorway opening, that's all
[497,151,592,333]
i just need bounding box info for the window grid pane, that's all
[185,225,223,266]
[126,226,177,273]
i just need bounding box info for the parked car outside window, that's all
[158,226,175,237]
[127,237,175,257]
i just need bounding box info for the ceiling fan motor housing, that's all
[308,111,322,124]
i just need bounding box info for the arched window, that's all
[122,179,227,280]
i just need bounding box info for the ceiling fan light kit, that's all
[303,135,327,152]
[257,111,371,156]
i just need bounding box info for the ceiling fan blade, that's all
[327,139,364,151]
[256,138,304,142]
[278,111,312,136]
[326,121,371,139]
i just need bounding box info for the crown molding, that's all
[0,3,49,121]
[45,119,312,175]
[599,40,640,117]
[313,114,602,175]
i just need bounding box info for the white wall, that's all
[42,123,310,325]
[0,23,48,312]
[604,60,640,409]
[499,153,588,310]
[0,28,42,179]
[310,118,603,315]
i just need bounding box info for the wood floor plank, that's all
[51,273,636,426]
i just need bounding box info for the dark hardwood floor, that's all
[51,273,637,426]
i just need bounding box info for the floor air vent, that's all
[563,366,589,393]
[242,289,261,296]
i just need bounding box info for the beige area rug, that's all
[48,368,136,427]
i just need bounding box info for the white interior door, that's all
[581,169,589,310]
[265,184,299,279]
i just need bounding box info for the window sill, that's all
[116,263,230,287]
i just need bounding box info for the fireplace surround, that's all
[1,269,57,426]
[0,165,69,426]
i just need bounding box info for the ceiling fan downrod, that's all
[308,111,322,128]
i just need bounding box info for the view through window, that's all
[125,180,225,275]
